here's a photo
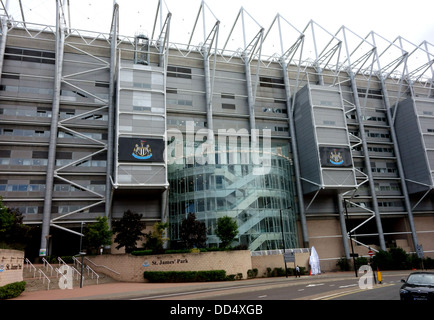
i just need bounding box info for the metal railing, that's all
[86,265,99,284]
[71,266,82,282]
[25,258,36,278]
[72,256,82,268]
[84,257,120,276]
[57,256,67,266]
[250,248,311,256]
[41,257,54,276]
[38,269,51,290]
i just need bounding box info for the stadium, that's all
[0,0,433,269]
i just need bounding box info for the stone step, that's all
[22,263,118,292]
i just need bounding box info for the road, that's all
[130,270,411,301]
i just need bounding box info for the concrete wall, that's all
[0,249,24,287]
[88,250,252,282]
[251,252,310,277]
[86,250,314,283]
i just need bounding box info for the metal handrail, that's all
[86,265,99,284]
[41,257,54,276]
[38,269,51,290]
[71,266,81,281]
[84,257,120,275]
[25,258,36,278]
[72,256,82,268]
[57,256,67,266]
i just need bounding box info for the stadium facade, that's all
[0,1,433,266]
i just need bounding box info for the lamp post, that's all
[343,199,358,277]
[79,251,86,288]
[79,221,85,253]
[280,207,291,278]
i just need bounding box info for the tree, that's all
[83,216,113,254]
[215,216,238,248]
[112,210,146,253]
[179,213,207,249]
[0,198,31,250]
[144,221,169,253]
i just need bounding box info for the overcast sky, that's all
[3,0,434,72]
[5,0,434,43]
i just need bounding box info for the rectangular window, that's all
[95,81,110,88]
[5,47,55,64]
[259,77,284,89]
[221,93,235,99]
[167,66,192,79]
[222,103,236,110]
[166,87,178,94]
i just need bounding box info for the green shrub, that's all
[143,270,227,283]
[355,257,368,270]
[131,250,154,256]
[336,257,350,271]
[266,267,286,277]
[247,268,258,279]
[0,281,26,299]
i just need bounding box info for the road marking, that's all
[306,283,324,287]
[258,295,267,298]
[338,284,357,288]
[313,283,396,300]
[298,289,305,291]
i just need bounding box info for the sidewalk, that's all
[10,271,356,300]
[12,281,205,300]
[11,270,411,300]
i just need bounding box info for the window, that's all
[222,103,236,110]
[357,88,383,100]
[259,77,284,89]
[323,120,336,125]
[167,66,192,79]
[95,81,109,88]
[166,87,178,94]
[221,93,235,99]
[5,47,55,64]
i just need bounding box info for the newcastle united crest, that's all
[329,149,344,166]
[132,140,152,160]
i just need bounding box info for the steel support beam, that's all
[374,79,419,252]
[338,194,351,259]
[40,0,66,254]
[281,59,309,248]
[105,3,119,227]
[0,0,9,82]
[341,28,386,251]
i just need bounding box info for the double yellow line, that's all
[313,283,396,300]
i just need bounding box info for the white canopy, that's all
[309,246,321,275]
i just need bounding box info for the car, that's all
[400,271,434,301]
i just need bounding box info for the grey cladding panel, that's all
[395,98,432,192]
[294,85,321,193]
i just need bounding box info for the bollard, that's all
[376,267,382,284]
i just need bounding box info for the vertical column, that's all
[348,70,386,251]
[202,46,214,142]
[342,29,386,251]
[40,0,66,255]
[244,54,257,144]
[105,3,119,227]
[0,10,8,83]
[370,35,418,251]
[281,60,309,248]
[379,76,419,250]
[338,194,351,259]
